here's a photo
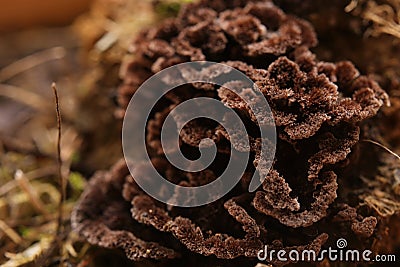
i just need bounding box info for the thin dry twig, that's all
[51,83,65,237]
[51,82,70,267]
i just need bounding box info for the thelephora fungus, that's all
[72,0,393,266]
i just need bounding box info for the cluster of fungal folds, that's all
[72,0,390,265]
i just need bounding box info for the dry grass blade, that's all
[345,0,359,12]
[0,166,57,197]
[0,219,22,245]
[362,139,400,161]
[255,264,273,267]
[346,0,400,39]
[14,170,52,220]
[0,47,66,82]
[0,84,48,110]
[363,194,400,216]
[360,140,400,216]
[1,238,52,267]
[0,135,43,157]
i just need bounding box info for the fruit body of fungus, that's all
[72,1,393,266]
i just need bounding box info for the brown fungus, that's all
[73,0,392,265]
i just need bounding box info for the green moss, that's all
[69,172,86,198]
[155,0,195,17]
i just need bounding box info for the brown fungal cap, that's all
[73,0,392,265]
[71,160,179,261]
[117,0,319,113]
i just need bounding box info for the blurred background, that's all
[0,1,183,266]
[0,0,92,32]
